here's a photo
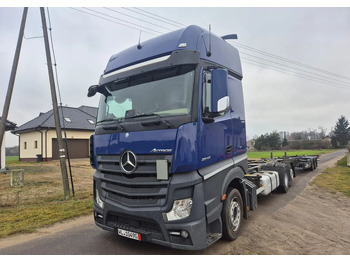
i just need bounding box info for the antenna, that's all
[137,30,142,49]
[207,24,211,57]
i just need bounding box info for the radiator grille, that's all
[97,154,172,207]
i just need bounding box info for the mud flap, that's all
[241,178,258,218]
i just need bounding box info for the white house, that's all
[12,106,97,162]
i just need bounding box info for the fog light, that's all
[94,211,103,219]
[164,198,192,221]
[180,230,189,239]
[95,188,104,209]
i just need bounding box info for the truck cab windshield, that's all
[97,65,196,124]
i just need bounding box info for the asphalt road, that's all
[0,149,346,255]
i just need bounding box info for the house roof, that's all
[12,105,98,134]
[0,117,17,131]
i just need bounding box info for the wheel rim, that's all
[229,198,241,232]
[290,168,294,181]
[284,171,289,187]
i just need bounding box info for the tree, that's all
[254,134,266,151]
[253,132,282,150]
[267,132,282,149]
[332,115,350,148]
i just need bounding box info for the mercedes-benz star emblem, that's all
[120,151,137,174]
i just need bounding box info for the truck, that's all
[87,25,317,250]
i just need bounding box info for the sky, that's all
[1,2,350,147]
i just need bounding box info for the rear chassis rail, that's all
[247,155,319,173]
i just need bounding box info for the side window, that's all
[202,71,211,114]
[202,70,226,119]
[228,76,245,120]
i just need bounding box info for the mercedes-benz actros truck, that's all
[88,25,315,250]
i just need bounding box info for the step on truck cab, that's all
[88,25,258,250]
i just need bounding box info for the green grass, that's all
[313,156,350,198]
[0,192,93,237]
[5,156,20,165]
[247,149,336,159]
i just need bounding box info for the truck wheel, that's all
[289,167,294,186]
[275,162,289,193]
[309,160,314,171]
[280,168,289,192]
[222,188,243,241]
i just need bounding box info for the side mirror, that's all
[87,85,99,97]
[211,69,228,113]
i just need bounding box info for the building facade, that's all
[12,106,97,162]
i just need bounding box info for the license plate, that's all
[118,229,141,241]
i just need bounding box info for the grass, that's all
[247,149,336,159]
[313,156,350,198]
[5,156,20,165]
[0,192,93,237]
[0,159,94,238]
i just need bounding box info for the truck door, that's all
[199,69,234,169]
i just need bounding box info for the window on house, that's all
[24,142,27,149]
[34,140,38,149]
[64,117,72,123]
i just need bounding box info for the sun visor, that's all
[99,50,200,85]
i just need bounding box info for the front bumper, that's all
[93,170,210,250]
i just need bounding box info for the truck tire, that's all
[261,162,290,193]
[289,165,295,186]
[275,162,290,193]
[309,160,314,171]
[222,188,243,241]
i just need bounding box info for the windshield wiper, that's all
[127,113,172,128]
[97,118,126,131]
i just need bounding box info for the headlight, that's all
[164,198,192,221]
[95,188,104,209]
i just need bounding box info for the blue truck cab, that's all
[88,25,257,250]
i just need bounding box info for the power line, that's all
[240,52,350,86]
[103,7,173,32]
[70,7,350,91]
[234,42,350,81]
[69,7,157,36]
[133,7,186,27]
[241,57,350,91]
[123,8,350,87]
[122,7,184,29]
[241,56,350,90]
[82,7,164,35]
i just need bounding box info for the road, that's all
[0,149,346,255]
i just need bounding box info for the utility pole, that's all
[40,7,70,199]
[0,7,28,153]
